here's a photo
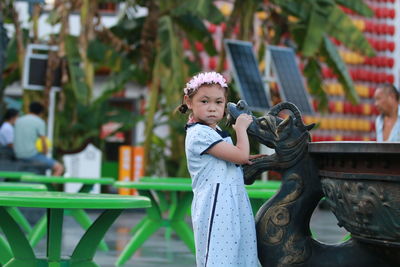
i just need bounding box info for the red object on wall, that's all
[182,39,190,50]
[195,41,204,52]
[208,57,217,70]
[208,23,217,34]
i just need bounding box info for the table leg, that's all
[170,192,195,253]
[129,216,146,235]
[164,192,178,241]
[5,207,32,234]
[28,209,109,252]
[69,209,109,251]
[0,235,12,265]
[47,208,64,264]
[0,207,37,267]
[70,209,122,267]
[116,190,163,266]
[116,218,162,266]
[27,214,47,247]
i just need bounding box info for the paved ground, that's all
[30,205,348,267]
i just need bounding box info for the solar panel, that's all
[224,40,270,111]
[268,46,314,114]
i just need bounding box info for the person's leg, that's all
[52,162,64,176]
[25,154,64,176]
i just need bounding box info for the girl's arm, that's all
[207,114,253,164]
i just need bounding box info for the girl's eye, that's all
[201,100,208,103]
[217,101,223,104]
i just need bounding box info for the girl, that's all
[179,72,258,266]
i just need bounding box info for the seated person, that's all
[14,102,64,176]
[0,108,19,158]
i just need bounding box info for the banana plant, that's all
[0,5,9,114]
[217,0,374,109]
[268,0,374,108]
[110,0,224,176]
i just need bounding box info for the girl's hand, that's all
[233,114,253,131]
[245,154,267,165]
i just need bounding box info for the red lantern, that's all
[208,24,217,34]
[195,41,204,52]
[208,57,217,70]
[183,39,190,50]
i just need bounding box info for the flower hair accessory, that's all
[183,72,228,95]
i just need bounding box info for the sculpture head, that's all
[227,100,279,149]
[227,100,315,152]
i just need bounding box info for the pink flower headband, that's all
[183,72,228,95]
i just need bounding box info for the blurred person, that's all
[0,108,19,148]
[374,84,400,142]
[14,102,64,175]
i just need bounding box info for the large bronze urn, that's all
[227,100,400,267]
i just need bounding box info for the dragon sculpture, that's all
[227,100,394,267]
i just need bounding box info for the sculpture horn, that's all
[268,102,306,130]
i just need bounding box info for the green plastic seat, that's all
[0,191,150,267]
[113,177,279,266]
[20,174,116,251]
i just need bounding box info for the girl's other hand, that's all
[233,114,253,131]
[245,154,267,165]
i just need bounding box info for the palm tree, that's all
[1,0,375,177]
[218,0,374,108]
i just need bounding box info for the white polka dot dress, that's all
[185,123,258,267]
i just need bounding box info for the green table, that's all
[113,177,279,266]
[0,182,48,265]
[0,171,35,180]
[20,175,115,250]
[0,191,150,267]
[0,182,47,234]
[0,182,47,191]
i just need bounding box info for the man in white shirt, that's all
[0,108,19,148]
[374,84,400,142]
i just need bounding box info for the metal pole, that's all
[47,88,57,158]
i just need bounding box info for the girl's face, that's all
[185,84,227,129]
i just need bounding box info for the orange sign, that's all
[131,146,145,195]
[118,146,133,195]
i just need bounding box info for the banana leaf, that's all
[301,1,333,57]
[334,0,373,17]
[303,58,327,110]
[325,5,374,57]
[321,36,359,104]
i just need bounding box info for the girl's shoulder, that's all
[186,122,214,134]
[186,123,230,142]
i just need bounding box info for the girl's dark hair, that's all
[3,108,19,121]
[177,103,189,114]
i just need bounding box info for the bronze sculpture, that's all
[227,100,400,267]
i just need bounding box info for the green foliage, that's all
[303,59,327,110]
[325,5,374,57]
[0,20,9,88]
[271,0,374,105]
[334,0,373,17]
[55,33,140,153]
[301,1,334,57]
[321,36,359,103]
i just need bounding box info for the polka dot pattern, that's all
[186,124,258,266]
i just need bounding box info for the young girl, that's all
[179,72,258,266]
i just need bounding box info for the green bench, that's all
[0,182,48,265]
[20,174,115,251]
[113,177,280,266]
[0,191,150,267]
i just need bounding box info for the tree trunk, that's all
[79,0,96,104]
[143,53,161,175]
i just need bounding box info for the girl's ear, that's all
[184,95,192,109]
